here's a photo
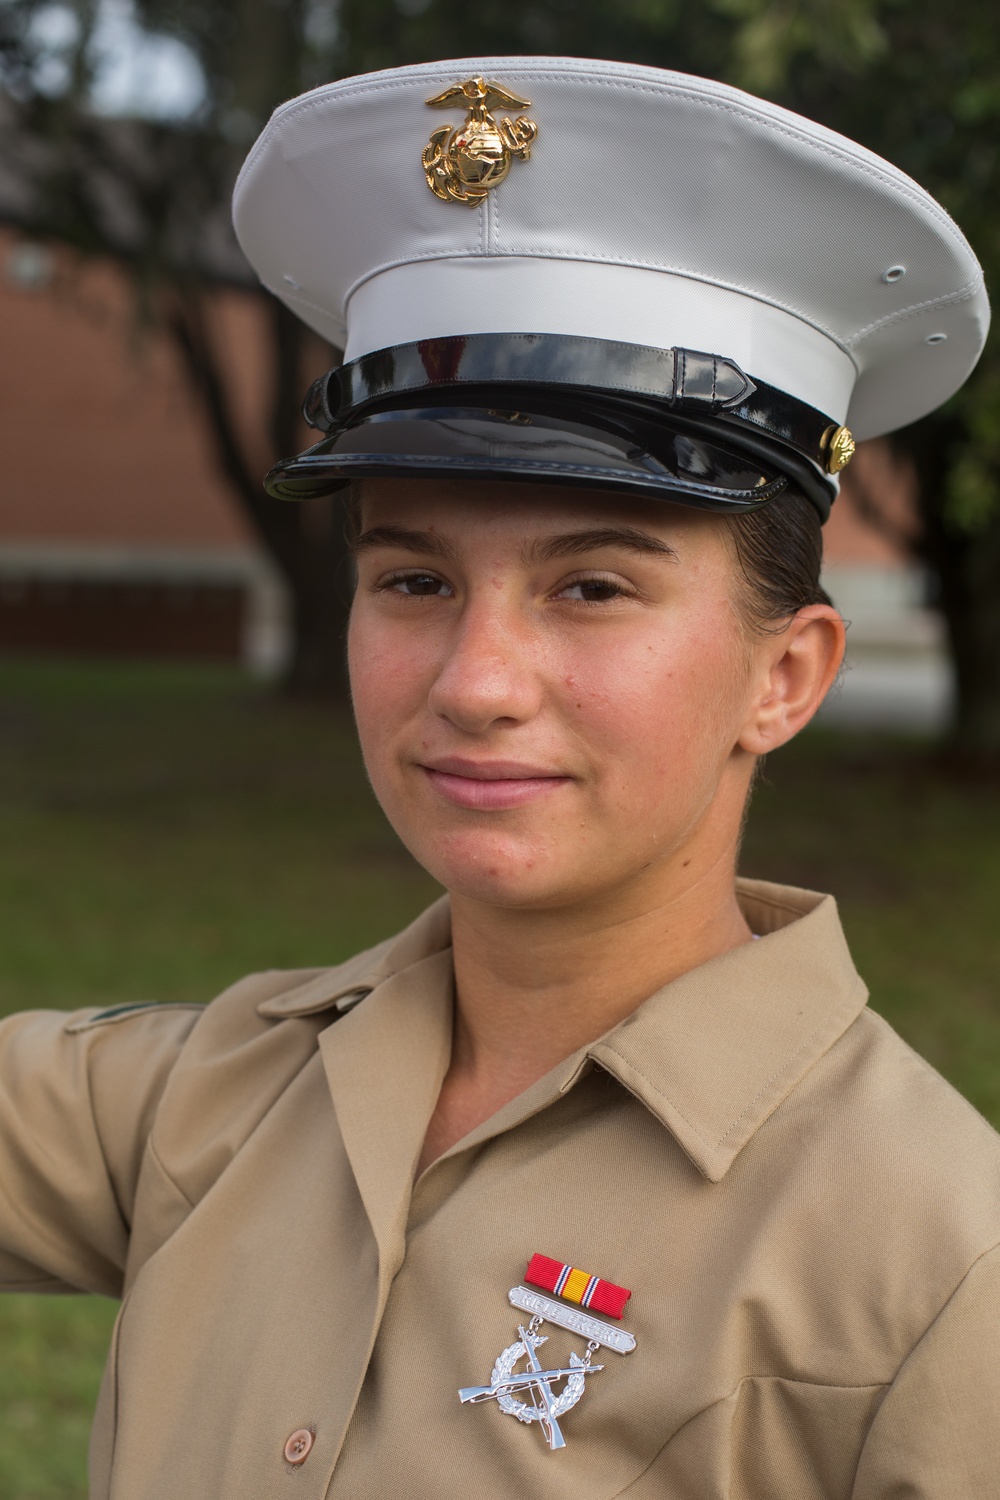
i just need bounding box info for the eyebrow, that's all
[353,525,458,561]
[524,527,679,564]
[353,523,677,564]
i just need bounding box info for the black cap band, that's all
[309,335,836,492]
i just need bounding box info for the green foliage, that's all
[709,0,888,96]
[942,363,1000,535]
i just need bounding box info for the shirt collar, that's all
[257,879,867,1182]
[255,895,452,1018]
[589,878,868,1180]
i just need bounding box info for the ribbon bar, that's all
[525,1253,632,1320]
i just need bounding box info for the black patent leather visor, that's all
[265,404,793,512]
[265,333,838,518]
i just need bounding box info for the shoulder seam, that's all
[64,1002,205,1034]
[887,1236,1000,1386]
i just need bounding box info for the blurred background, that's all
[1,0,999,1493]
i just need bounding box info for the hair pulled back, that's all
[724,488,833,634]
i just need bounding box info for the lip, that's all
[423,756,565,780]
[419,756,573,811]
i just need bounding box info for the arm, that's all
[0,1003,201,1299]
[852,1241,1000,1498]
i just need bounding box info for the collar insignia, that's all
[459,1255,636,1451]
[422,76,537,206]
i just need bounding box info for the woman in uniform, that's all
[2,56,999,1499]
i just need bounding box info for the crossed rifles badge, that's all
[459,1254,636,1451]
[422,76,538,206]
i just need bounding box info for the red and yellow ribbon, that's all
[525,1253,631,1320]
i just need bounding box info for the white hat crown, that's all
[234,55,988,443]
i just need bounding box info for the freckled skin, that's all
[349,479,767,917]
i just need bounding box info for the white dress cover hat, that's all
[232,56,990,521]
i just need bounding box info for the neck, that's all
[450,851,751,1085]
[415,841,752,1176]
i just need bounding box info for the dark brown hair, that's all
[724,487,833,634]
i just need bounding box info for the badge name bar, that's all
[508,1287,637,1353]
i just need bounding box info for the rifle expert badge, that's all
[422,77,538,206]
[459,1255,636,1451]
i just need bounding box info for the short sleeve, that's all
[0,1004,201,1298]
[852,1242,1000,1498]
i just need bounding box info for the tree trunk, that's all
[167,287,353,699]
[896,421,1000,762]
[919,507,1000,759]
[280,500,354,699]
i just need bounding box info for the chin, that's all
[401,829,591,911]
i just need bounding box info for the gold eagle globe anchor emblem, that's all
[422,77,538,206]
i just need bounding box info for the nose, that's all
[427,595,543,734]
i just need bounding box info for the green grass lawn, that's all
[1,655,998,1496]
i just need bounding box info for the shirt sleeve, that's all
[852,1241,1000,1498]
[0,1004,202,1299]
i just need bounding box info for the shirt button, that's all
[283,1428,315,1466]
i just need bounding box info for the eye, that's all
[556,575,632,603]
[377,570,454,598]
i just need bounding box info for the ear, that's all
[738,605,846,755]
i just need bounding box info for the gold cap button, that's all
[822,424,856,474]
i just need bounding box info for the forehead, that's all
[353,477,731,555]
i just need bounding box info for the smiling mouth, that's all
[420,760,572,811]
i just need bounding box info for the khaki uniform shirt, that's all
[2,878,999,1498]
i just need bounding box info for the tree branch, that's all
[164,285,305,584]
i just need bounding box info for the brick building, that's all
[0,225,285,669]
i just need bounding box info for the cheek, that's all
[563,621,747,786]
[347,609,429,758]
